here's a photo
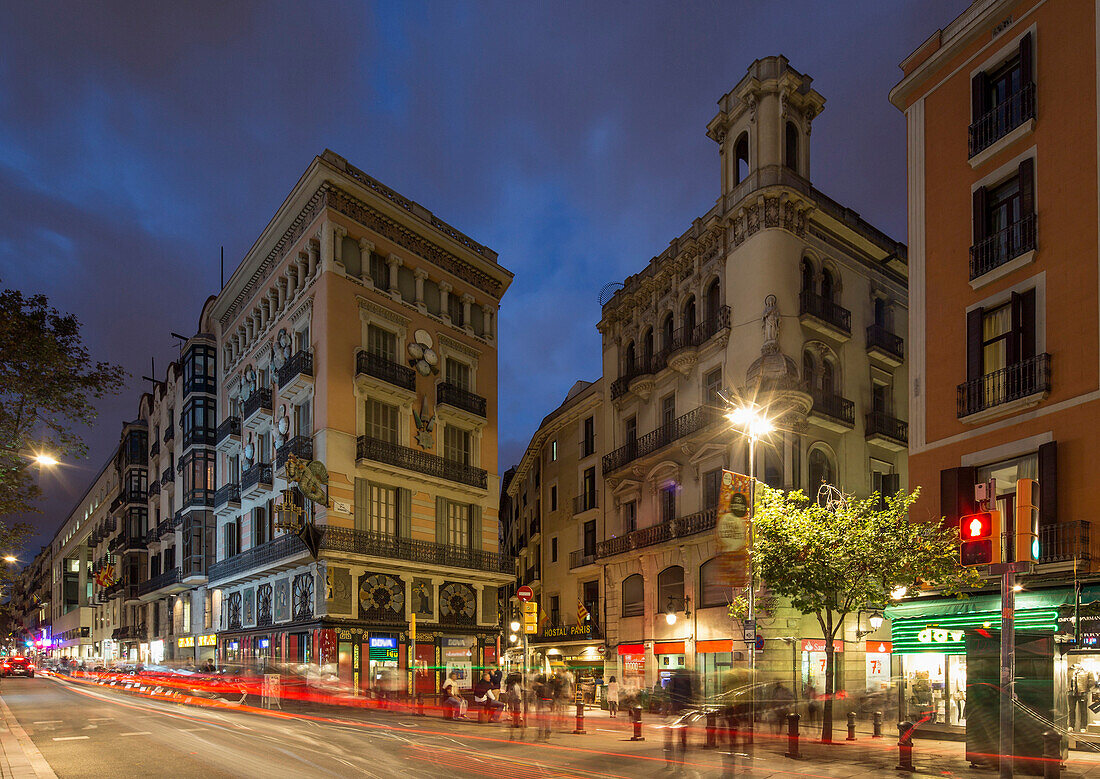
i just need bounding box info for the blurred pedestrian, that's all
[607,676,620,718]
[535,674,553,741]
[804,682,820,725]
[770,681,794,734]
[667,669,694,755]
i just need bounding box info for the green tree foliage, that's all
[0,285,127,544]
[750,484,981,743]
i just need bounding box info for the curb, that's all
[0,691,57,779]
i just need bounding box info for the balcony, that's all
[573,493,597,515]
[278,350,314,404]
[356,351,415,393]
[241,462,273,499]
[242,387,273,433]
[113,624,147,641]
[356,436,487,490]
[156,516,174,540]
[163,426,174,444]
[276,435,313,472]
[866,325,904,367]
[214,483,241,517]
[437,382,487,419]
[148,480,161,499]
[610,357,652,401]
[597,507,716,559]
[216,416,242,454]
[864,411,908,452]
[569,549,596,569]
[529,518,540,538]
[957,353,1051,421]
[150,440,160,459]
[602,405,719,475]
[161,467,174,488]
[799,291,851,340]
[969,213,1037,281]
[1038,521,1090,565]
[809,390,855,431]
[523,564,541,585]
[969,82,1036,159]
[137,568,182,600]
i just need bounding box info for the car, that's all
[2,657,35,678]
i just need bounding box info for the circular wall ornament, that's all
[407,330,439,375]
[277,413,290,436]
[413,329,433,349]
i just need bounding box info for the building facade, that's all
[891,0,1100,737]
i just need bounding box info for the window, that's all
[583,580,599,626]
[872,470,901,508]
[699,558,726,608]
[808,448,835,496]
[704,368,722,405]
[369,252,388,289]
[550,485,557,512]
[369,484,397,536]
[448,293,465,327]
[661,394,675,426]
[181,450,216,507]
[801,258,814,294]
[623,341,636,372]
[583,519,596,557]
[582,467,596,511]
[550,595,560,626]
[621,574,644,617]
[622,501,637,533]
[682,297,696,335]
[970,33,1034,157]
[820,268,834,303]
[872,383,890,414]
[446,359,471,391]
[551,537,557,563]
[625,416,637,445]
[659,484,676,523]
[447,502,470,548]
[366,399,399,443]
[295,400,312,437]
[785,121,799,172]
[661,313,674,353]
[225,520,241,558]
[703,468,722,510]
[253,502,274,546]
[657,565,685,611]
[183,344,216,395]
[971,160,1035,278]
[582,416,595,457]
[444,425,471,465]
[367,325,397,362]
[550,440,557,461]
[182,396,217,447]
[733,133,749,185]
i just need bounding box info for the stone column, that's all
[319,223,334,273]
[413,268,428,311]
[332,224,347,273]
[276,277,287,310]
[358,238,375,285]
[482,304,496,341]
[307,238,319,278]
[297,253,309,289]
[461,293,474,332]
[439,282,452,324]
[386,254,403,299]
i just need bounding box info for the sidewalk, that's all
[0,691,55,779]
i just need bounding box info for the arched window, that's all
[820,268,834,302]
[821,359,836,395]
[763,445,783,489]
[705,279,721,322]
[661,313,675,353]
[785,121,799,172]
[622,574,644,617]
[642,328,654,364]
[803,351,816,387]
[682,297,696,338]
[699,558,725,608]
[801,258,814,294]
[808,448,835,495]
[624,341,636,372]
[734,133,749,185]
[657,565,685,612]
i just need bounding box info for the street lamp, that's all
[2,556,15,564]
[664,596,691,626]
[510,621,521,632]
[32,453,59,468]
[856,609,885,638]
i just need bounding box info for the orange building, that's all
[891,0,1100,737]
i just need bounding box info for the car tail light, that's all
[27,665,34,670]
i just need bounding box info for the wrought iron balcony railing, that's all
[957,353,1051,418]
[214,483,241,508]
[602,405,719,474]
[866,324,904,362]
[865,411,908,446]
[356,351,416,391]
[356,435,487,489]
[161,467,174,486]
[241,462,273,492]
[969,213,1037,280]
[969,82,1036,158]
[1038,520,1090,564]
[216,417,241,445]
[569,549,596,569]
[276,436,313,469]
[597,507,717,559]
[243,387,272,421]
[437,382,487,418]
[573,493,597,514]
[150,440,160,458]
[799,291,851,335]
[810,390,855,427]
[137,567,181,596]
[278,349,314,389]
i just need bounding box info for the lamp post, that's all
[726,403,774,754]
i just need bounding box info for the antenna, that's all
[141,356,160,390]
[220,246,224,289]
[598,282,625,307]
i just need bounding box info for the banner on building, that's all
[715,470,752,591]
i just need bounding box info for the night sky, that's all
[0,1,963,554]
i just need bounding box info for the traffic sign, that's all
[517,586,534,602]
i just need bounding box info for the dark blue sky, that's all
[1,1,962,552]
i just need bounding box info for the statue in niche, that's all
[762,294,780,354]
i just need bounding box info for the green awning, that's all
[884,585,1086,621]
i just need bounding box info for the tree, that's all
[0,285,127,536]
[750,484,981,743]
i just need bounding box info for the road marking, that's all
[120,731,151,736]
[178,727,205,731]
[597,728,620,733]
[52,736,89,741]
[33,720,63,724]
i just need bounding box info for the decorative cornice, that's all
[357,296,411,328]
[290,298,313,326]
[437,332,480,361]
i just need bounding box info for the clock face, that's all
[439,583,475,618]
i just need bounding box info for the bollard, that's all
[478,702,489,724]
[704,710,717,749]
[786,712,801,759]
[897,721,914,772]
[631,705,645,741]
[415,693,425,717]
[1043,730,1061,779]
[847,711,857,741]
[873,710,882,738]
[573,702,586,734]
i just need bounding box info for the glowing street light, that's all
[890,585,909,600]
[509,620,520,633]
[32,453,59,468]
[2,556,15,564]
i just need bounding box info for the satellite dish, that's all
[598,282,625,306]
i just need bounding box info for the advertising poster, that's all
[442,636,475,689]
[715,470,752,591]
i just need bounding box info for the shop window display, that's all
[900,653,967,726]
[1068,658,1100,733]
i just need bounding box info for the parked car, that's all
[2,657,35,678]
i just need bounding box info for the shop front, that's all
[800,639,844,699]
[697,639,735,701]
[527,623,605,691]
[176,634,218,666]
[617,642,645,693]
[655,641,687,688]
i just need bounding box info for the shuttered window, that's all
[444,425,471,465]
[446,359,471,391]
[447,502,469,548]
[369,484,397,536]
[367,325,397,362]
[366,399,399,443]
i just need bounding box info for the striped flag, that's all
[577,600,589,622]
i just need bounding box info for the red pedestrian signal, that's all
[960,510,1001,566]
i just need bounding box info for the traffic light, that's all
[1015,478,1040,563]
[960,510,1001,566]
